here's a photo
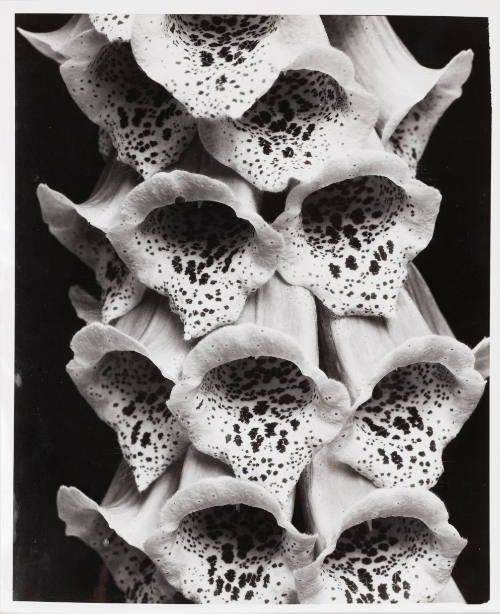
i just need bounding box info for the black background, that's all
[14,15,490,603]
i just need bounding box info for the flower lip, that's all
[273,148,441,318]
[295,486,466,604]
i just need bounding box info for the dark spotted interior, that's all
[131,200,262,339]
[343,362,461,488]
[172,504,296,603]
[87,350,187,491]
[141,15,281,118]
[83,509,172,603]
[66,40,196,177]
[282,175,415,315]
[321,516,450,603]
[205,69,359,191]
[194,357,326,503]
[90,13,133,42]
[389,91,442,174]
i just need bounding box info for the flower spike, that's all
[322,16,473,172]
[57,460,181,603]
[108,144,284,340]
[199,46,378,191]
[295,449,466,603]
[67,293,193,491]
[131,15,333,120]
[319,290,486,488]
[274,148,441,317]
[17,15,93,63]
[168,276,351,509]
[144,446,315,603]
[37,158,145,323]
[60,29,197,178]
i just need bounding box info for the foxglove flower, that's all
[322,16,473,171]
[144,446,315,603]
[37,158,145,323]
[108,144,284,339]
[273,147,441,317]
[318,289,486,488]
[168,276,351,509]
[295,450,466,603]
[57,460,181,603]
[67,292,192,491]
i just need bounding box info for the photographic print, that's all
[10,8,491,609]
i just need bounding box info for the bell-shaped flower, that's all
[107,143,284,339]
[167,276,351,509]
[37,157,145,323]
[198,47,378,191]
[322,16,473,172]
[144,446,316,604]
[17,14,93,63]
[318,289,486,489]
[66,292,193,491]
[273,147,440,317]
[60,28,197,178]
[57,460,182,603]
[131,15,335,120]
[295,450,466,603]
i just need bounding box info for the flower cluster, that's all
[20,14,488,605]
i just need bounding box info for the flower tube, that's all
[318,289,486,488]
[67,292,192,491]
[60,29,197,178]
[108,143,284,340]
[144,446,315,603]
[322,16,473,171]
[57,459,182,603]
[295,448,466,603]
[273,148,440,317]
[168,275,351,509]
[37,157,145,323]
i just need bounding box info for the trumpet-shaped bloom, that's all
[37,160,145,323]
[322,16,473,172]
[57,461,181,603]
[67,294,192,491]
[145,448,315,604]
[60,30,197,178]
[274,149,440,317]
[168,277,351,508]
[199,53,378,191]
[108,150,284,339]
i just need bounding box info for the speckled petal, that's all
[67,294,192,491]
[131,15,332,120]
[199,46,377,191]
[57,461,180,603]
[144,447,316,604]
[322,16,473,172]
[90,14,134,42]
[108,148,284,340]
[60,30,197,178]
[17,14,92,63]
[37,162,145,323]
[319,293,486,489]
[168,277,351,508]
[274,149,440,317]
[296,454,466,604]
